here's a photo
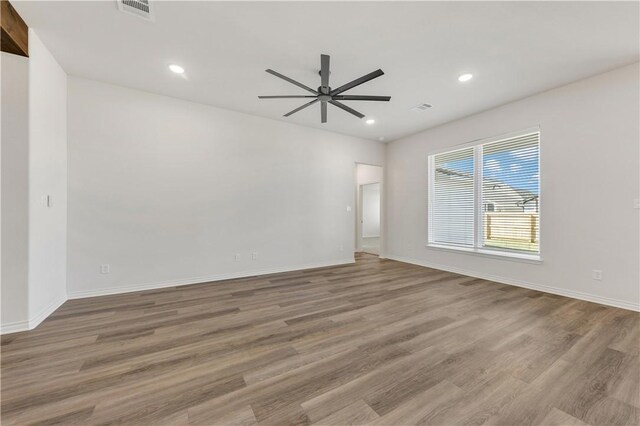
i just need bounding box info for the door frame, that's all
[355,162,384,258]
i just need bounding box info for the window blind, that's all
[429,130,540,257]
[431,147,474,247]
[482,132,540,253]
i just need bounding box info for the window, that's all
[430,147,475,247]
[428,130,540,259]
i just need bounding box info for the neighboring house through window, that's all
[428,129,540,259]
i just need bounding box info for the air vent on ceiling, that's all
[411,103,432,112]
[117,0,154,21]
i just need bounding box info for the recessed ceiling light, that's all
[169,64,185,74]
[458,73,473,82]
[378,137,385,141]
[365,119,376,125]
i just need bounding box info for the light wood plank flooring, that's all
[1,254,638,425]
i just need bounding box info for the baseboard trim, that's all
[386,255,640,312]
[1,295,67,335]
[68,258,356,300]
[29,296,67,329]
[0,319,30,334]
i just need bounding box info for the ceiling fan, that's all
[258,54,390,123]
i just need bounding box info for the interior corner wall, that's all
[357,164,383,186]
[67,77,385,298]
[27,29,68,325]
[386,62,640,311]
[1,52,30,332]
[362,183,381,238]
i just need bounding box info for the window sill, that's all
[426,243,542,264]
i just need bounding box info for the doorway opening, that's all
[356,163,383,256]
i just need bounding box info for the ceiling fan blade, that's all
[320,54,330,90]
[266,69,318,95]
[321,101,327,123]
[329,100,365,119]
[332,95,391,102]
[330,69,384,96]
[258,95,317,99]
[284,99,320,117]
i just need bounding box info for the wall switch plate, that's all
[235,254,241,262]
[251,252,258,260]
[634,199,640,209]
[101,264,110,274]
[592,270,602,281]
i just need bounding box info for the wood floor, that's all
[1,254,638,425]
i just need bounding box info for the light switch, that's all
[346,206,352,212]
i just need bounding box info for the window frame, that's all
[427,127,542,262]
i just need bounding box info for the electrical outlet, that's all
[592,270,602,281]
[251,252,258,260]
[101,264,110,274]
[235,254,241,262]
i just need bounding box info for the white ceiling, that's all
[13,1,639,142]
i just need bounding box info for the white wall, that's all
[1,53,30,331]
[67,77,385,297]
[27,30,68,323]
[386,63,640,311]
[362,183,381,237]
[357,163,383,186]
